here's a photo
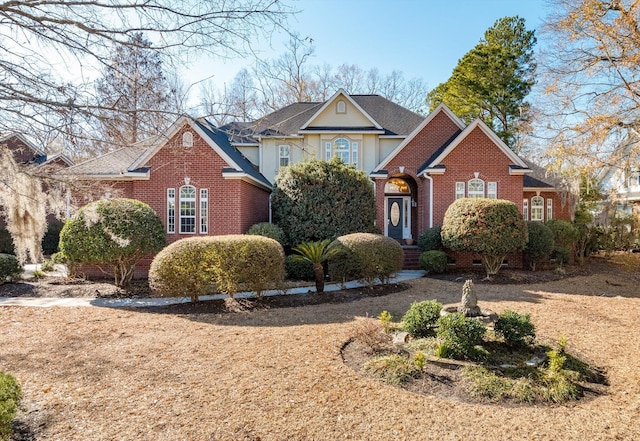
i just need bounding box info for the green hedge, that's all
[0,254,22,284]
[524,221,554,271]
[417,226,443,251]
[328,233,403,286]
[246,222,286,245]
[284,255,315,280]
[150,235,285,302]
[419,250,448,274]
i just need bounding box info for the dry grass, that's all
[2,256,640,440]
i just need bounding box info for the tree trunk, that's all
[313,263,325,293]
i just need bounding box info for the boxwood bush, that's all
[419,250,448,274]
[150,235,285,302]
[417,226,443,251]
[436,313,486,360]
[0,253,22,284]
[524,221,554,271]
[328,233,403,286]
[0,372,22,441]
[246,222,286,245]
[402,300,443,338]
[441,198,527,278]
[59,198,166,288]
[494,310,536,348]
[284,255,315,280]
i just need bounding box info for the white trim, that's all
[200,188,209,234]
[167,188,176,234]
[524,187,557,192]
[373,103,465,172]
[298,129,384,134]
[221,172,272,191]
[0,132,45,156]
[424,173,433,228]
[428,119,529,169]
[299,89,383,130]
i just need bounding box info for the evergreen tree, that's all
[95,33,174,149]
[427,16,536,149]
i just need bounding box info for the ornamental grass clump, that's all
[328,233,403,286]
[150,235,284,302]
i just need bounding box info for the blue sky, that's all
[183,0,550,93]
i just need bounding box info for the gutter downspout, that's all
[423,172,433,228]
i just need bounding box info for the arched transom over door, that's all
[384,178,412,241]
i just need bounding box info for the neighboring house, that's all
[66,89,569,272]
[599,138,640,218]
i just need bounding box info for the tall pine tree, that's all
[427,16,536,150]
[96,33,174,149]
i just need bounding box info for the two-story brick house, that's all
[66,89,568,272]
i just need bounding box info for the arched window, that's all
[384,178,410,194]
[179,185,196,233]
[336,100,346,114]
[468,178,485,198]
[531,196,544,221]
[334,138,350,164]
[182,131,193,147]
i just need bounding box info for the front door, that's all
[387,197,404,241]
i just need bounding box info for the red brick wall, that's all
[522,191,571,222]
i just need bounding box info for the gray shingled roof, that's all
[63,145,148,177]
[222,95,425,142]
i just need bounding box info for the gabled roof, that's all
[374,103,464,172]
[423,119,529,171]
[67,117,271,189]
[521,158,561,190]
[222,92,424,141]
[299,89,383,130]
[0,132,45,156]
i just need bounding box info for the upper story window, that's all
[468,178,485,198]
[182,131,193,147]
[455,179,497,199]
[325,137,358,166]
[179,185,197,233]
[279,144,290,168]
[523,199,529,221]
[531,196,544,221]
[627,171,640,188]
[336,100,346,114]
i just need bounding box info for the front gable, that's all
[300,89,383,132]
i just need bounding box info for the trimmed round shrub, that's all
[402,300,443,338]
[495,310,536,348]
[441,198,527,278]
[0,253,22,284]
[246,222,286,245]
[327,233,403,286]
[525,221,554,271]
[285,254,314,280]
[552,246,570,265]
[271,157,376,246]
[546,219,579,249]
[419,250,448,274]
[417,226,443,251]
[59,198,166,288]
[436,313,486,360]
[0,371,22,441]
[150,235,285,302]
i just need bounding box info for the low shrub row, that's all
[0,372,21,441]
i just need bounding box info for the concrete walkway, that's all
[0,270,426,308]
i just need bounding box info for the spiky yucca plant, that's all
[291,239,339,292]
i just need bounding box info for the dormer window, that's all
[182,131,193,147]
[336,100,346,114]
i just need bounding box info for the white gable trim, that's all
[299,89,383,130]
[373,103,465,172]
[428,119,529,169]
[129,117,242,172]
[0,132,45,156]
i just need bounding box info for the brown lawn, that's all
[2,256,640,440]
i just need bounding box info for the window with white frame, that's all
[336,100,346,113]
[547,198,553,220]
[179,185,197,233]
[628,171,640,188]
[325,138,358,166]
[167,188,176,233]
[487,182,497,199]
[531,196,544,221]
[279,145,290,167]
[182,131,193,147]
[523,199,529,221]
[200,189,208,234]
[468,178,485,198]
[455,182,465,199]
